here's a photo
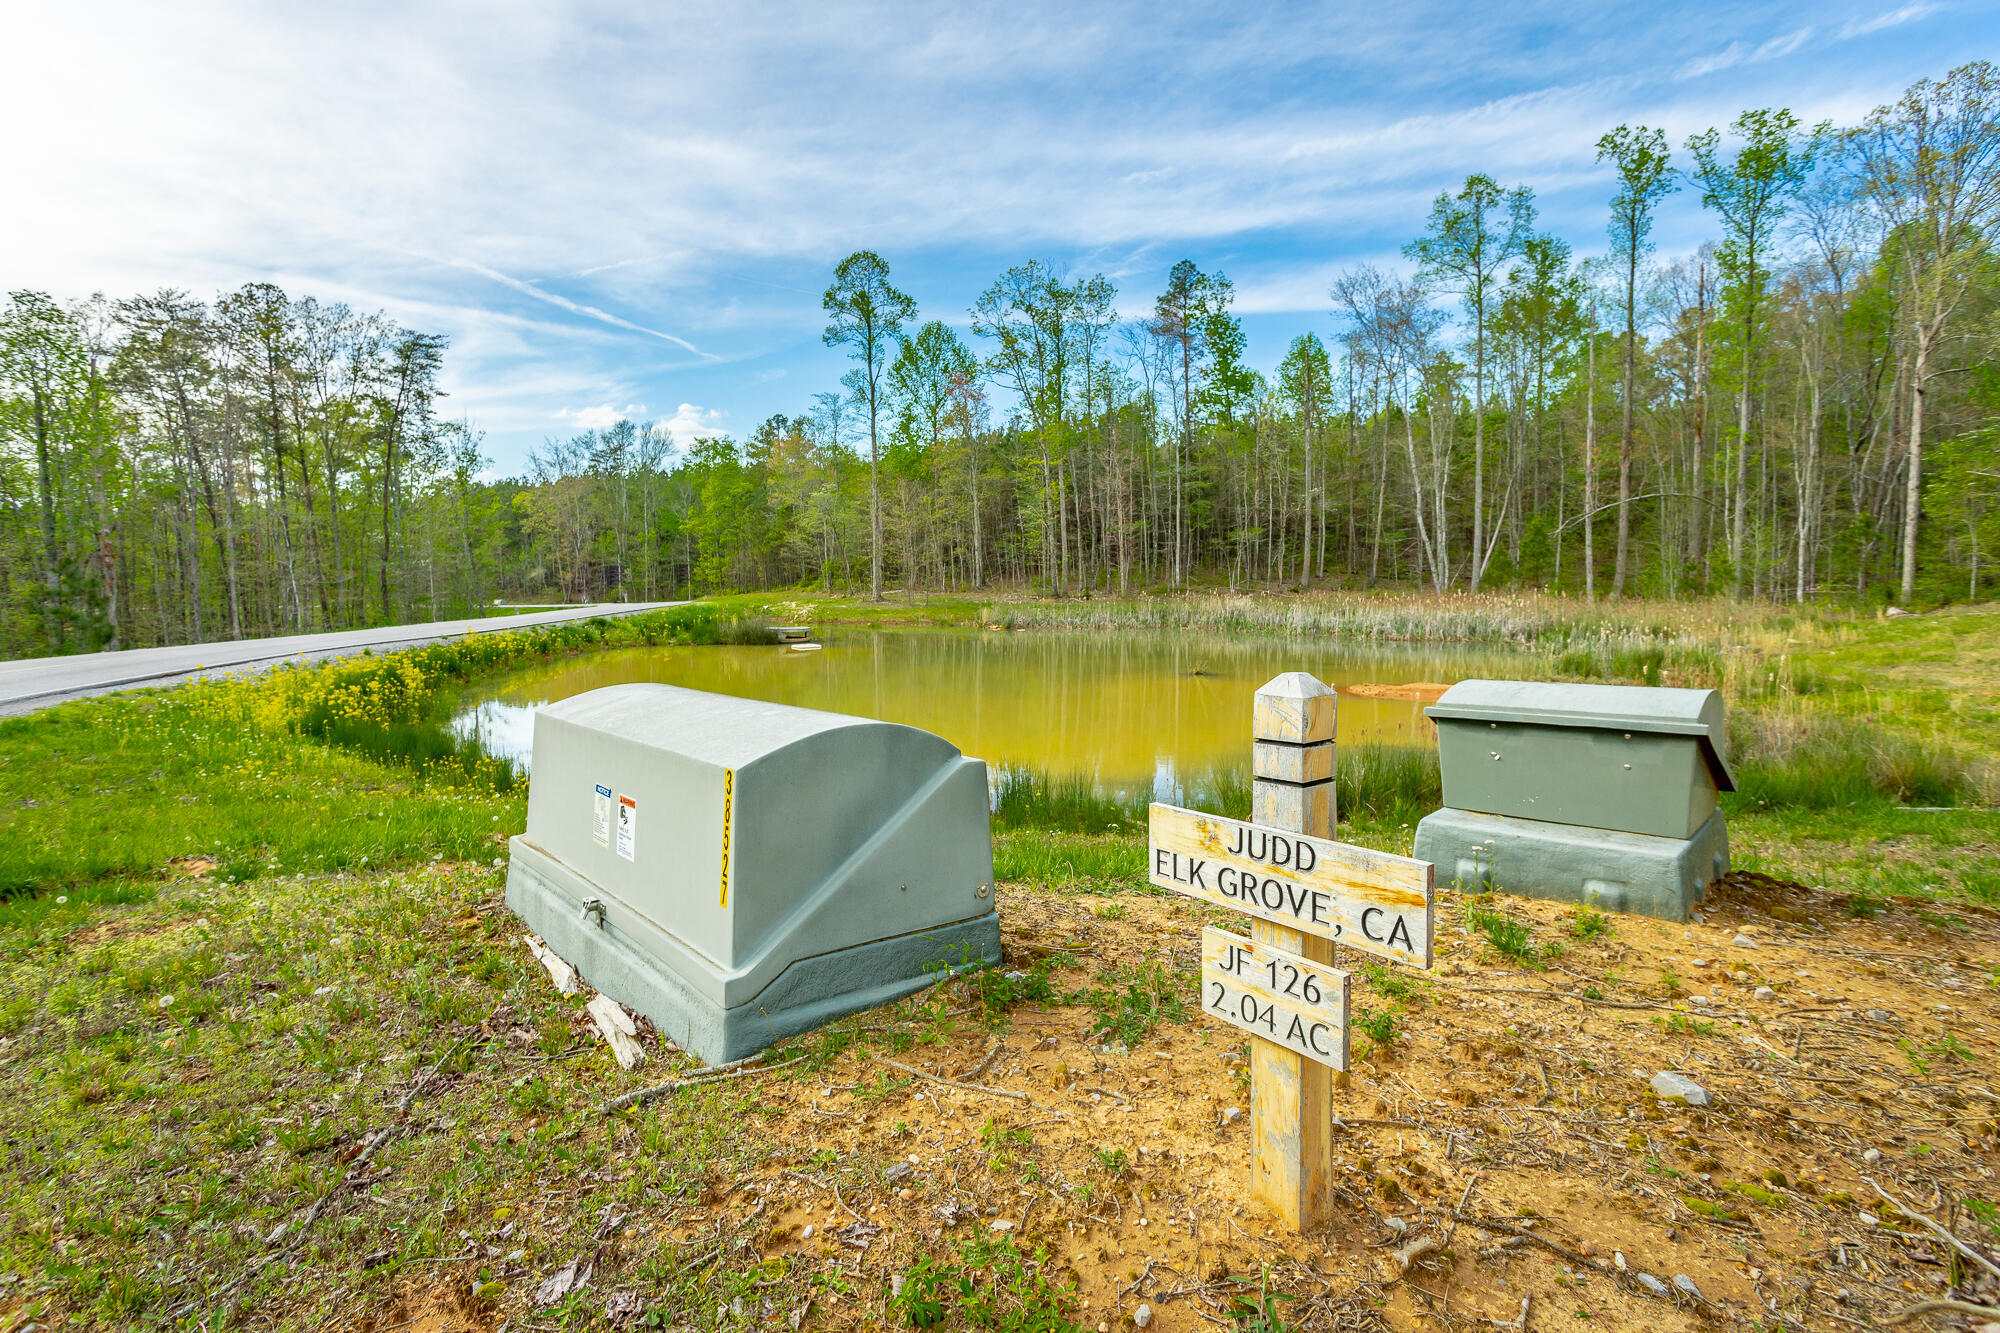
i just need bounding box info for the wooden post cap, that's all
[1253,672,1337,745]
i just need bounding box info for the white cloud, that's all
[663,404,729,440]
[556,403,649,431]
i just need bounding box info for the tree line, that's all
[3,63,1997,655]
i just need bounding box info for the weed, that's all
[1091,1147,1129,1175]
[1363,963,1425,1004]
[1078,960,1190,1046]
[1925,1032,1975,1063]
[1467,905,1541,968]
[1568,910,1614,941]
[968,963,1056,1023]
[1225,1268,1297,1333]
[1354,1008,1400,1049]
[888,1256,956,1328]
[1657,1013,1716,1037]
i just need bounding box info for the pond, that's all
[449,628,1527,800]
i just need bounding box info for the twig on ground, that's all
[597,1054,806,1114]
[1883,1297,2000,1326]
[870,1053,1028,1101]
[1442,1210,1609,1277]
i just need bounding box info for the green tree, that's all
[822,250,916,601]
[1596,125,1678,596]
[1277,333,1334,581]
[1688,108,1824,597]
[1405,174,1535,589]
[1849,61,2000,602]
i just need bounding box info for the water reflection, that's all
[450,628,1523,795]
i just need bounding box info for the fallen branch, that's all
[598,1053,806,1114]
[1443,1210,1610,1278]
[870,1053,1029,1101]
[1883,1297,2000,1326]
[1391,1236,1442,1277]
[1866,1179,2000,1282]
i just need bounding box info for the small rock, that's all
[1866,1009,1893,1023]
[1221,1106,1245,1124]
[1650,1072,1710,1107]
[1635,1273,1670,1297]
[1863,1148,1882,1164]
[1732,934,1758,949]
[800,1225,814,1240]
[1133,1304,1153,1329]
[989,1219,1016,1233]
[1383,1216,1408,1234]
[1613,1250,1627,1271]
[506,1248,526,1263]
[885,1162,915,1184]
[1673,1274,1703,1300]
[1859,1211,1880,1226]
[1004,970,1027,981]
[1690,958,1708,968]
[1688,994,1711,1007]
[1754,986,1776,1001]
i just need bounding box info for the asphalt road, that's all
[0,603,685,716]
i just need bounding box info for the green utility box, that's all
[506,684,1000,1063]
[1413,681,1733,920]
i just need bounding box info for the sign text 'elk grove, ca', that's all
[1148,803,1435,969]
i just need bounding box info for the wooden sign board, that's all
[1149,803,1435,969]
[1201,927,1349,1071]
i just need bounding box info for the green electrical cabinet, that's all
[1413,681,1733,920]
[506,684,1001,1063]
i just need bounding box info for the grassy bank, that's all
[0,606,758,902]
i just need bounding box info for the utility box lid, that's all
[1427,680,1735,792]
[505,683,999,1062]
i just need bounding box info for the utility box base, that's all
[1413,807,1729,922]
[509,839,1000,1061]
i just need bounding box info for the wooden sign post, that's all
[1148,672,1435,1231]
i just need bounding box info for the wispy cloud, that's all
[450,260,717,360]
[1842,2,1939,37]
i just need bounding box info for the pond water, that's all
[450,629,1528,798]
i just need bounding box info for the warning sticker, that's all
[592,784,613,847]
[615,794,637,861]
[718,769,735,908]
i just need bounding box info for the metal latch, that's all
[580,896,606,928]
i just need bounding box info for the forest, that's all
[2,63,1996,656]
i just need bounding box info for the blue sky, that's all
[3,1,1985,472]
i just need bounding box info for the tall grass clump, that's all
[1338,744,1442,824]
[1729,708,1977,809]
[990,769,1146,833]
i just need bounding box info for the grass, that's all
[0,605,751,899]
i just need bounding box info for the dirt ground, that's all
[353,871,2000,1333]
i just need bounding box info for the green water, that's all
[450,628,1525,798]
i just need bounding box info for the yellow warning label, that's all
[718,768,735,908]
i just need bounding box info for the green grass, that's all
[0,605,753,899]
[0,697,520,897]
